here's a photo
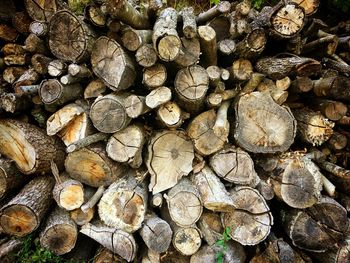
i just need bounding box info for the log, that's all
[47,60,67,77]
[29,21,48,37]
[0,93,31,113]
[2,43,27,56]
[65,143,127,187]
[198,25,217,67]
[209,145,260,187]
[93,247,127,263]
[139,213,172,253]
[233,91,297,153]
[313,76,350,103]
[171,223,202,256]
[145,86,172,109]
[13,69,40,94]
[66,132,110,153]
[230,58,253,82]
[146,130,194,194]
[124,95,150,118]
[180,7,197,39]
[0,24,18,42]
[0,176,54,236]
[24,33,48,54]
[90,93,131,133]
[197,211,222,246]
[121,28,152,52]
[91,36,136,91]
[292,0,320,16]
[164,178,202,228]
[174,65,209,113]
[221,186,273,246]
[70,187,96,226]
[311,99,348,121]
[192,165,235,212]
[292,108,334,146]
[85,3,107,27]
[290,76,314,93]
[39,207,78,255]
[135,44,158,68]
[327,132,348,151]
[68,63,92,78]
[24,0,57,22]
[157,101,187,128]
[0,119,65,174]
[81,222,137,262]
[152,8,181,62]
[195,1,231,24]
[106,0,150,29]
[191,243,246,263]
[235,28,266,59]
[143,63,167,89]
[84,79,107,99]
[98,174,147,233]
[3,67,26,84]
[174,37,201,68]
[151,193,163,208]
[106,124,146,168]
[12,11,31,35]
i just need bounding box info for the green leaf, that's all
[216,251,224,263]
[210,0,221,5]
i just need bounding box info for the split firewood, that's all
[139,213,172,253]
[121,28,152,52]
[51,161,84,211]
[91,36,135,91]
[180,7,197,39]
[124,95,150,118]
[106,124,146,168]
[209,145,260,187]
[98,174,147,233]
[145,86,172,109]
[157,101,188,128]
[39,79,83,109]
[234,91,297,153]
[0,158,27,200]
[164,178,202,228]
[192,165,235,212]
[65,143,127,187]
[39,207,78,255]
[0,119,65,174]
[191,243,246,263]
[143,64,167,89]
[222,186,273,246]
[313,76,350,102]
[70,186,96,226]
[135,44,158,68]
[195,1,231,25]
[106,0,150,29]
[0,176,54,236]
[292,108,334,146]
[49,10,95,62]
[81,222,137,262]
[198,25,217,67]
[90,93,131,133]
[146,130,194,194]
[152,8,181,62]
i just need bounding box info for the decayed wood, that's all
[135,44,158,68]
[143,64,167,89]
[91,36,135,91]
[0,119,65,174]
[121,28,152,52]
[192,165,235,212]
[152,8,181,62]
[49,10,95,62]
[40,207,78,255]
[81,222,137,262]
[209,145,260,187]
[174,65,209,113]
[25,0,57,22]
[222,186,273,246]
[180,7,197,39]
[0,158,26,200]
[12,11,31,35]
[198,25,217,67]
[139,213,172,253]
[0,176,54,236]
[146,130,194,194]
[65,143,127,187]
[292,108,334,146]
[106,0,150,29]
[98,175,147,233]
[106,124,146,168]
[164,178,202,228]
[90,93,131,133]
[234,91,296,153]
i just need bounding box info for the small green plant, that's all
[215,226,232,263]
[210,0,220,5]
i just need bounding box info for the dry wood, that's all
[93,247,127,263]
[290,76,313,93]
[0,24,18,42]
[209,145,260,187]
[164,178,202,228]
[157,101,187,128]
[143,63,167,89]
[145,86,172,109]
[222,186,273,246]
[197,211,222,246]
[29,21,48,37]
[151,193,163,208]
[40,207,78,255]
[125,95,150,118]
[311,99,348,121]
[3,67,26,84]
[292,0,320,16]
[49,10,95,62]
[191,243,246,263]
[121,28,152,52]
[47,60,67,77]
[230,58,253,82]
[257,78,289,105]
[0,93,31,113]
[135,44,158,68]
[81,222,137,262]
[198,25,217,67]
[68,64,92,78]
[313,76,350,102]
[31,54,52,75]
[24,33,48,54]
[0,119,65,174]
[85,3,107,27]
[90,92,131,133]
[70,187,96,226]
[66,132,110,153]
[0,176,54,236]
[195,1,231,24]
[139,213,172,253]
[235,28,267,59]
[106,124,146,168]
[181,7,197,39]
[84,79,107,99]
[292,108,334,146]
[146,130,194,194]
[0,238,23,259]
[234,91,296,153]
[12,11,31,35]
[13,70,40,94]
[98,175,147,233]
[24,0,57,22]
[91,36,136,91]
[174,37,201,68]
[192,165,235,212]
[106,0,150,29]
[327,132,348,151]
[65,143,127,187]
[152,8,181,62]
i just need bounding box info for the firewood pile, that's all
[1,0,350,262]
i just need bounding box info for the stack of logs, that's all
[1,0,350,262]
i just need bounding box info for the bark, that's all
[24,33,48,54]
[3,67,26,84]
[143,63,167,89]
[222,186,273,246]
[91,36,135,91]
[0,93,31,113]
[12,11,31,35]
[47,60,67,77]
[0,176,54,236]
[66,132,110,153]
[235,28,266,59]
[90,92,131,133]
[65,143,127,187]
[313,76,350,103]
[195,1,231,25]
[234,91,297,153]
[181,7,197,39]
[40,207,78,255]
[0,119,65,174]
[84,79,107,99]
[198,25,217,67]
[68,63,92,78]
